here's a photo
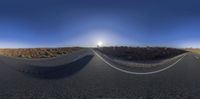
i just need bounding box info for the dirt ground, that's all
[97,47,187,61]
[0,47,81,58]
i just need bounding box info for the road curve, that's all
[0,49,200,99]
[93,50,186,75]
[0,49,93,75]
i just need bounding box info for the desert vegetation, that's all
[185,48,200,54]
[0,47,81,58]
[97,47,187,61]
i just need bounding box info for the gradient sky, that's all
[0,0,200,48]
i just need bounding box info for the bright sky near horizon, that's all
[0,0,200,48]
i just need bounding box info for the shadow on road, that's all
[22,55,93,79]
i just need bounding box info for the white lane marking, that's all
[93,50,186,75]
[194,56,199,59]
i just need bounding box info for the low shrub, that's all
[97,47,187,61]
[0,47,81,58]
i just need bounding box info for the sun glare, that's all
[97,41,103,47]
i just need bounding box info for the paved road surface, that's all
[0,49,200,99]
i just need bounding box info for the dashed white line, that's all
[93,50,186,75]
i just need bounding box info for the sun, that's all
[97,41,103,47]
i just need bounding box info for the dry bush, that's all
[97,47,187,61]
[0,47,81,58]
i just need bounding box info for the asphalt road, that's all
[0,50,200,99]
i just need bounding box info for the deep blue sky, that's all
[0,0,200,48]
